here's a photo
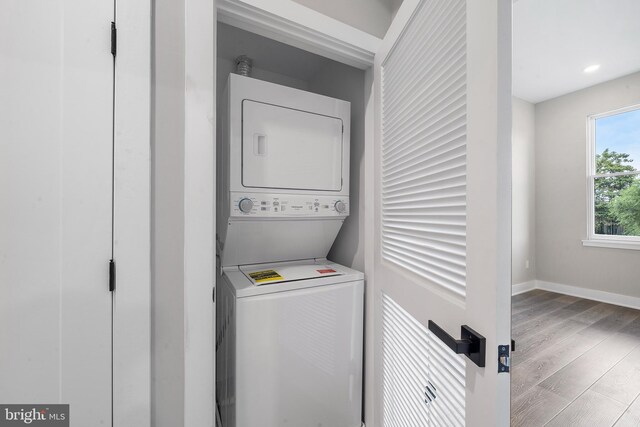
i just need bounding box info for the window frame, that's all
[584,103,640,250]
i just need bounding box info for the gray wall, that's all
[512,97,536,285]
[216,58,308,100]
[308,62,366,271]
[535,71,640,297]
[292,0,401,38]
[152,0,185,424]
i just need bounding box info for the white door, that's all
[368,0,511,425]
[0,0,114,425]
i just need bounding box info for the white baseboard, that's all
[512,280,537,296]
[536,280,640,311]
[512,279,640,310]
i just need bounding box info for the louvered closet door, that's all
[368,0,512,426]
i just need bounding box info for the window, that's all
[586,105,640,249]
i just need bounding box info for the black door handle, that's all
[428,321,486,368]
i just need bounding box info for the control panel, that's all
[230,192,349,218]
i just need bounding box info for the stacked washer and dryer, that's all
[216,74,364,427]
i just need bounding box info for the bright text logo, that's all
[0,405,68,426]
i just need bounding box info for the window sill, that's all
[582,239,640,250]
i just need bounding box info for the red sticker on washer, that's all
[317,269,337,274]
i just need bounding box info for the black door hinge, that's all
[109,259,116,292]
[111,22,117,57]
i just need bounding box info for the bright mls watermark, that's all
[0,405,68,426]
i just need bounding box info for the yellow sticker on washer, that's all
[248,269,283,283]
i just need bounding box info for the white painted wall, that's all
[512,97,536,285]
[291,0,400,38]
[535,71,640,297]
[308,62,366,271]
[183,0,215,425]
[152,0,215,426]
[152,0,186,424]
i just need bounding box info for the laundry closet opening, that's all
[216,22,367,271]
[215,21,368,427]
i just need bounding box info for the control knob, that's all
[334,200,346,214]
[238,198,254,213]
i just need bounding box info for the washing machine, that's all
[216,259,363,427]
[216,74,363,427]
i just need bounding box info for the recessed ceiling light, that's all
[583,64,601,73]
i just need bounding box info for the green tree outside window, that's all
[594,149,639,235]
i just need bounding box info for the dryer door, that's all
[242,100,343,191]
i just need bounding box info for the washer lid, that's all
[225,260,364,298]
[241,263,343,286]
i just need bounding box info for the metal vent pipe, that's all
[235,55,252,77]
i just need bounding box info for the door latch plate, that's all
[498,344,510,373]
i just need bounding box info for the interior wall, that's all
[291,0,400,38]
[183,0,215,425]
[216,58,308,103]
[152,1,215,426]
[512,97,536,285]
[308,61,366,271]
[535,71,640,297]
[152,0,185,424]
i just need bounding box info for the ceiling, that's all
[513,0,640,104]
[291,0,403,38]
